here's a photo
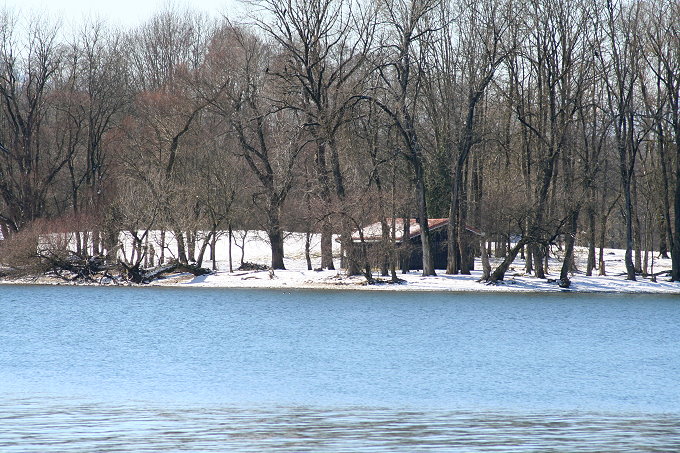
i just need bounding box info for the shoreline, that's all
[2,268,679,295]
[3,233,677,295]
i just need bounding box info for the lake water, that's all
[0,286,679,451]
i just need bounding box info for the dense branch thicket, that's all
[0,0,678,284]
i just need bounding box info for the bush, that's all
[0,222,51,276]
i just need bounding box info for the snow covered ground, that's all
[153,230,680,294]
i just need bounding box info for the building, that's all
[351,218,482,270]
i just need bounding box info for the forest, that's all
[0,0,678,286]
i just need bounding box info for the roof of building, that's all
[352,218,482,242]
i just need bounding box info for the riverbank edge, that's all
[1,271,679,295]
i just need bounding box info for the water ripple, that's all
[1,400,679,452]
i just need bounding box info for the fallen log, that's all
[42,253,114,282]
[139,262,211,283]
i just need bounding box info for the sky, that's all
[1,0,246,29]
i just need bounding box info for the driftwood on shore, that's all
[40,251,211,284]
[120,261,211,283]
[41,253,116,282]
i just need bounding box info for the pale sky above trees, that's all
[1,0,242,27]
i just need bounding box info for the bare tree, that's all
[422,0,509,275]
[640,0,680,281]
[0,12,66,232]
[363,0,442,276]
[249,0,375,272]
[206,24,304,269]
[596,0,644,280]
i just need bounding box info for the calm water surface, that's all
[0,286,679,451]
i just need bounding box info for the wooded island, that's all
[0,0,679,287]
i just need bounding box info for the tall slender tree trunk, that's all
[446,190,460,274]
[480,238,491,281]
[586,207,596,276]
[316,142,335,270]
[211,226,217,271]
[144,235,149,268]
[305,231,312,271]
[559,210,579,288]
[228,224,233,273]
[525,242,534,274]
[187,231,196,263]
[414,166,435,276]
[632,176,643,273]
[619,140,637,281]
[672,114,680,281]
[672,145,680,281]
[598,213,607,276]
[658,213,669,259]
[458,161,472,274]
[401,216,411,274]
[159,230,166,265]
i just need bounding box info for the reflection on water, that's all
[2,399,680,452]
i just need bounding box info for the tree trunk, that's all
[380,219,390,277]
[559,210,579,288]
[586,207,596,276]
[672,151,680,281]
[195,231,213,268]
[228,224,233,273]
[210,226,217,271]
[149,243,155,267]
[390,215,399,283]
[320,220,335,270]
[598,215,607,276]
[533,245,546,279]
[175,230,188,264]
[316,142,335,270]
[488,238,529,283]
[643,233,649,276]
[269,227,286,270]
[672,113,680,280]
[659,213,669,259]
[525,243,533,274]
[621,173,636,280]
[458,161,472,274]
[305,231,312,271]
[401,217,411,274]
[160,230,166,265]
[354,230,374,284]
[343,228,361,276]
[268,203,286,270]
[632,176,643,273]
[447,169,461,275]
[480,238,491,281]
[414,164,436,276]
[187,230,196,263]
[75,231,83,256]
[144,235,149,268]
[656,124,673,260]
[93,231,101,256]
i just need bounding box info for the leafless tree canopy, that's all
[0,0,679,283]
